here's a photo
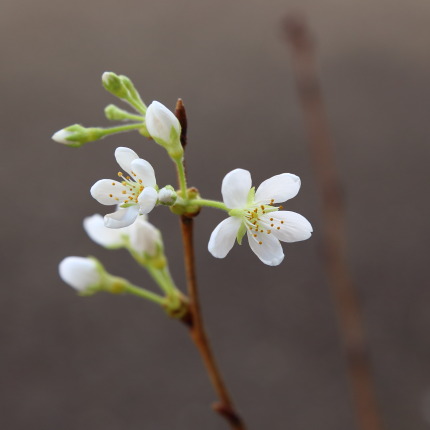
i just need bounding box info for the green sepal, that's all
[236,222,247,245]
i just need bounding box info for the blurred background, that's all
[1,0,430,429]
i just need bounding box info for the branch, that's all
[283,13,385,430]
[175,99,246,430]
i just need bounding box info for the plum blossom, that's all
[83,213,160,257]
[90,147,159,228]
[208,169,313,266]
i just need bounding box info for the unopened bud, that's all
[59,256,102,294]
[102,71,129,99]
[52,124,105,147]
[158,186,177,206]
[145,101,183,160]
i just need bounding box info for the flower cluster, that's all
[55,71,313,301]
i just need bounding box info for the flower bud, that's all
[158,186,177,206]
[83,214,125,249]
[145,101,183,160]
[129,215,161,258]
[102,72,129,99]
[104,104,133,121]
[59,256,102,293]
[52,124,105,147]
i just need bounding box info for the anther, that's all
[267,230,271,234]
[258,241,262,245]
[112,182,116,186]
[277,227,280,230]
[271,224,274,227]
[122,190,126,194]
[253,234,257,237]
[279,205,283,209]
[270,218,273,221]
[281,221,284,224]
[118,172,123,177]
[109,194,113,197]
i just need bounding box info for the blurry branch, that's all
[175,100,246,430]
[283,13,385,430]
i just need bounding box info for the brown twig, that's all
[283,13,385,430]
[174,99,246,430]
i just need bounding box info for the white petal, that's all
[255,173,301,204]
[131,158,156,187]
[221,168,252,209]
[59,256,100,291]
[129,216,160,256]
[90,179,126,205]
[269,211,313,242]
[104,206,139,229]
[146,101,180,143]
[208,217,242,258]
[83,214,126,248]
[138,187,158,214]
[246,230,284,266]
[115,147,139,176]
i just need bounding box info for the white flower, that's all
[59,256,101,292]
[90,147,159,228]
[208,169,313,266]
[83,213,160,257]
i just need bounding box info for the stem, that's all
[146,265,176,295]
[123,282,166,306]
[174,99,246,430]
[175,158,188,198]
[284,13,384,430]
[100,122,145,137]
[192,198,229,212]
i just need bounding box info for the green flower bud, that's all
[102,71,129,99]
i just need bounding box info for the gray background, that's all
[1,0,430,429]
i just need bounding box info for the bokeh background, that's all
[1,0,430,429]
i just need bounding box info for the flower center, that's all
[116,171,144,206]
[240,199,284,245]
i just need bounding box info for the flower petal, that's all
[221,168,252,209]
[115,147,139,176]
[255,173,301,204]
[104,206,139,229]
[208,216,242,258]
[83,214,126,248]
[131,158,156,187]
[138,187,158,214]
[90,179,126,205]
[268,211,313,242]
[129,216,160,256]
[246,230,284,266]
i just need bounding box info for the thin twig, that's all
[174,99,246,430]
[283,13,385,430]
